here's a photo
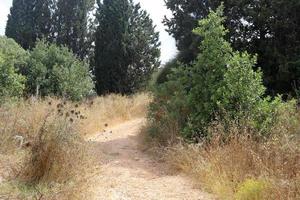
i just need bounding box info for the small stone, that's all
[134,157,140,161]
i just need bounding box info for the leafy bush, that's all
[148,5,294,142]
[26,40,94,100]
[0,37,27,101]
[0,52,26,100]
[0,36,28,72]
[148,76,189,145]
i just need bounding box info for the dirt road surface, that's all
[88,119,213,200]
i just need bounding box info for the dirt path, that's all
[88,118,213,200]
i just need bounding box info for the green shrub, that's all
[155,57,180,85]
[183,5,273,139]
[0,36,28,73]
[148,71,189,144]
[0,37,27,101]
[26,40,94,100]
[148,5,295,142]
[0,52,26,100]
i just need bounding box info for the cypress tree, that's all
[5,0,53,49]
[33,0,54,41]
[54,0,94,59]
[94,0,160,95]
[6,0,35,49]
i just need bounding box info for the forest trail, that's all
[88,118,213,200]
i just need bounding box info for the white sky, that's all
[0,0,177,63]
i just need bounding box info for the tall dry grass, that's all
[160,119,300,200]
[78,93,151,135]
[142,106,300,200]
[0,93,151,199]
[0,93,150,153]
[0,98,94,199]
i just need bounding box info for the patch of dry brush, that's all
[79,93,151,135]
[0,93,150,199]
[143,109,300,200]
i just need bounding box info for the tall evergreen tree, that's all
[163,0,211,63]
[94,0,160,95]
[33,0,54,41]
[54,0,94,59]
[5,0,53,49]
[6,0,35,49]
[164,0,300,95]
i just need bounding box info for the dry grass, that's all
[0,99,95,199]
[161,121,300,200]
[78,93,151,135]
[141,105,300,200]
[0,93,150,199]
[21,116,88,183]
[0,93,150,152]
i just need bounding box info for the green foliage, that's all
[6,0,93,59]
[148,70,189,144]
[54,0,94,59]
[155,57,180,85]
[94,0,160,95]
[149,5,292,142]
[0,37,27,100]
[0,53,26,100]
[235,179,268,200]
[26,40,94,100]
[0,36,28,72]
[52,60,94,101]
[164,0,300,95]
[163,0,206,63]
[5,0,53,49]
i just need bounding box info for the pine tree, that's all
[5,0,53,49]
[54,0,94,59]
[94,0,160,95]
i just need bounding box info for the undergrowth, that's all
[142,111,300,200]
[143,6,300,199]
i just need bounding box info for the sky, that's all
[0,0,177,64]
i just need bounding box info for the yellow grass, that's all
[161,124,300,200]
[0,93,150,152]
[0,93,151,199]
[78,93,151,135]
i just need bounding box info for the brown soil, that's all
[88,119,213,200]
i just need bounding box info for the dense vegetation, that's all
[0,37,93,100]
[5,0,94,58]
[150,5,292,141]
[1,0,299,199]
[26,40,93,100]
[94,0,160,94]
[163,0,300,96]
[146,5,299,200]
[5,0,160,96]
